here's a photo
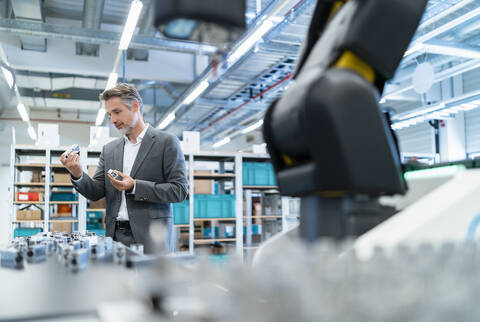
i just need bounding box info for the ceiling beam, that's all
[0,18,218,55]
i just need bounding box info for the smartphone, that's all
[108,169,122,181]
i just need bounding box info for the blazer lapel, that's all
[113,138,125,172]
[130,127,155,178]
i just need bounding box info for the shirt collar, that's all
[124,123,149,144]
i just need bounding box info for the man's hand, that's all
[108,170,135,192]
[60,151,83,179]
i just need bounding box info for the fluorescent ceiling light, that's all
[28,125,36,141]
[105,72,118,90]
[404,42,424,56]
[96,108,106,126]
[1,66,13,88]
[119,0,143,50]
[17,103,29,122]
[228,19,274,63]
[183,80,209,105]
[379,98,386,104]
[241,119,264,134]
[213,137,231,148]
[157,113,175,129]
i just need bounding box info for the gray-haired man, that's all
[61,83,188,253]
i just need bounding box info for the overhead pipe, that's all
[199,73,291,133]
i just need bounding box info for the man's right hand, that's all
[60,151,83,180]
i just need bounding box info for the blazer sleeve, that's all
[134,134,188,203]
[71,147,106,201]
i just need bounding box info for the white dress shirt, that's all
[116,124,149,221]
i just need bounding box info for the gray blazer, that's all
[72,126,188,251]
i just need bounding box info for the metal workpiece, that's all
[69,249,89,273]
[25,244,47,264]
[0,248,24,270]
[113,243,127,265]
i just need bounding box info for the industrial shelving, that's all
[8,144,93,241]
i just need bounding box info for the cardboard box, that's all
[87,165,98,178]
[50,213,71,218]
[89,198,106,209]
[50,222,71,234]
[30,170,43,183]
[57,204,72,214]
[194,171,212,194]
[53,172,71,183]
[16,209,42,220]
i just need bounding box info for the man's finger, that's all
[116,171,127,178]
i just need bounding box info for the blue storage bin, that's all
[88,229,105,236]
[87,223,103,230]
[242,162,277,186]
[243,225,261,235]
[204,227,220,238]
[173,200,190,225]
[194,194,235,219]
[87,211,103,219]
[51,192,77,201]
[14,228,42,238]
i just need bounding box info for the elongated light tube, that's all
[213,137,231,148]
[96,108,106,126]
[1,66,13,88]
[228,19,274,63]
[157,113,175,129]
[106,72,118,90]
[119,0,143,50]
[241,119,264,134]
[183,80,209,105]
[17,103,29,122]
[28,125,36,141]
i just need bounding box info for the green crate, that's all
[87,223,103,230]
[87,211,103,220]
[14,228,42,238]
[242,162,276,186]
[194,194,235,219]
[88,229,105,236]
[173,201,189,225]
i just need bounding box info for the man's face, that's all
[105,97,138,135]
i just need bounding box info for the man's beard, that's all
[118,114,138,136]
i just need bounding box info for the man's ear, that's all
[132,100,139,112]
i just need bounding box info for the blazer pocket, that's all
[149,206,171,219]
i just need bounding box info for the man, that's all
[61,83,188,253]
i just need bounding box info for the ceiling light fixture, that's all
[105,72,118,90]
[118,0,144,50]
[1,66,13,88]
[28,125,36,141]
[157,113,176,129]
[228,19,274,63]
[241,119,264,134]
[183,80,209,105]
[95,108,106,126]
[17,103,29,122]
[213,137,231,148]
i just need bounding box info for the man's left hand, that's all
[108,170,135,193]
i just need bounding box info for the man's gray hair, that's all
[99,83,144,113]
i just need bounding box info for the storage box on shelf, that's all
[194,194,236,219]
[16,208,42,221]
[14,228,43,238]
[243,162,276,186]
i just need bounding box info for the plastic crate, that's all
[242,162,277,186]
[14,228,42,238]
[51,192,77,202]
[173,201,190,225]
[194,194,235,219]
[87,211,103,220]
[87,223,103,230]
[88,229,105,236]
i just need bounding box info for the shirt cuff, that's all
[71,173,83,182]
[128,180,136,194]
